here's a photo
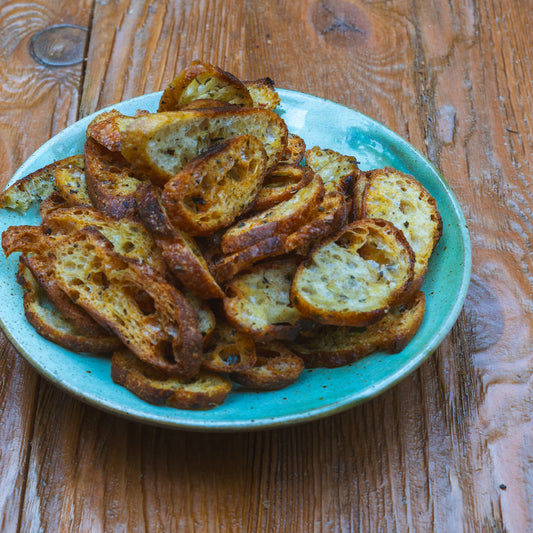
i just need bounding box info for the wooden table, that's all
[0,1,530,531]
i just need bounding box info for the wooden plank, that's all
[0,1,93,530]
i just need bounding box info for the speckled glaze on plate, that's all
[0,89,471,431]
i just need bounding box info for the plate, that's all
[0,89,471,431]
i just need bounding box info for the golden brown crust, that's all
[359,167,443,295]
[84,138,143,219]
[1,224,44,257]
[251,164,313,212]
[86,109,136,152]
[161,135,267,236]
[283,191,347,255]
[0,155,84,212]
[202,321,257,373]
[158,60,253,111]
[17,261,121,354]
[20,254,112,338]
[210,235,286,284]
[290,291,426,368]
[243,77,281,110]
[111,349,232,410]
[50,228,203,377]
[220,172,324,255]
[223,257,314,342]
[230,343,304,391]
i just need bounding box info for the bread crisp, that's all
[223,257,313,341]
[0,155,84,212]
[54,164,92,208]
[358,167,443,293]
[120,107,288,185]
[161,134,267,235]
[50,228,203,377]
[158,60,253,111]
[17,261,121,354]
[230,343,304,391]
[291,219,415,327]
[290,291,426,367]
[84,138,143,219]
[111,349,232,410]
[220,171,324,254]
[86,109,136,152]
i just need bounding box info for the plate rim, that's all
[0,88,472,431]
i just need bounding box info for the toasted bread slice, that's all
[161,134,267,235]
[252,164,313,212]
[135,182,224,299]
[120,107,288,185]
[2,224,45,257]
[305,146,360,196]
[50,228,203,377]
[158,60,253,112]
[42,205,167,275]
[202,321,257,373]
[111,349,232,410]
[279,134,306,165]
[211,235,286,284]
[86,109,136,152]
[0,155,84,212]
[54,164,92,207]
[20,254,113,338]
[290,290,426,367]
[283,191,347,255]
[230,343,304,391]
[244,77,281,110]
[220,172,324,254]
[17,261,121,354]
[182,290,216,343]
[291,219,415,327]
[84,138,143,219]
[359,167,443,292]
[223,257,313,341]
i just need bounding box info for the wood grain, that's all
[1,0,533,531]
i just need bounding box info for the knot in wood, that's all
[311,1,370,47]
[30,24,87,67]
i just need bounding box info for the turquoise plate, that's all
[0,89,471,431]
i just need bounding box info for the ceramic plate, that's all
[0,89,471,431]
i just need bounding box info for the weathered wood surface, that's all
[0,0,531,531]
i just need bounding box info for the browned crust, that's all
[230,343,304,391]
[20,254,112,337]
[135,182,224,299]
[201,322,257,373]
[84,138,142,219]
[279,134,306,165]
[1,225,44,257]
[210,235,286,284]
[51,228,203,377]
[283,191,347,255]
[157,234,225,300]
[111,349,232,410]
[220,172,324,255]
[158,60,253,112]
[17,261,121,354]
[161,135,267,236]
[0,155,84,212]
[251,164,313,213]
[86,109,135,152]
[290,291,426,368]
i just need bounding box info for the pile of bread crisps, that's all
[0,61,442,410]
